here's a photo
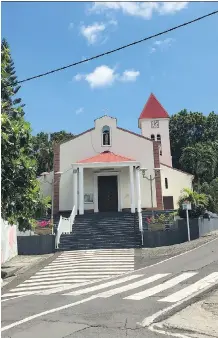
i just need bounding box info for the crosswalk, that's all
[1,249,135,299]
[62,272,218,303]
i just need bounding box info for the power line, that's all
[12,10,218,84]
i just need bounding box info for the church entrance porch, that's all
[72,151,141,215]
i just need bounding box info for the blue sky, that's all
[2,1,218,135]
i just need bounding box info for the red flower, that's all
[38,220,50,228]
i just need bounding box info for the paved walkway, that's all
[161,288,218,337]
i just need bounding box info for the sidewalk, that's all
[161,288,218,337]
[1,253,55,287]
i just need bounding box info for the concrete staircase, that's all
[58,212,142,251]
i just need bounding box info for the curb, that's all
[138,281,218,328]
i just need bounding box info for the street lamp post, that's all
[40,171,63,231]
[140,168,162,218]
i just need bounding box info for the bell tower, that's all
[138,93,172,167]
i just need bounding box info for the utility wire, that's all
[12,10,218,84]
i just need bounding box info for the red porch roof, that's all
[77,151,135,164]
[139,93,169,119]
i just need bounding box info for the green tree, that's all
[199,178,218,213]
[1,38,24,117]
[180,143,217,187]
[169,110,207,169]
[1,39,48,230]
[32,131,75,176]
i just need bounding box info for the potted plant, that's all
[34,219,53,235]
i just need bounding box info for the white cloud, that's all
[150,47,156,54]
[74,74,84,81]
[74,65,140,88]
[108,19,118,26]
[68,22,74,30]
[80,20,117,45]
[150,38,175,53]
[86,65,116,88]
[154,38,174,46]
[90,2,188,19]
[80,22,106,45]
[158,2,188,15]
[75,107,84,115]
[119,70,140,82]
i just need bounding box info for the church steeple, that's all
[138,93,172,167]
[138,93,169,127]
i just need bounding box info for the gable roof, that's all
[160,163,194,177]
[139,93,169,120]
[77,151,135,164]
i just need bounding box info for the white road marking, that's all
[35,269,132,275]
[97,274,170,298]
[2,290,42,297]
[2,239,217,331]
[42,265,134,271]
[1,295,98,332]
[159,272,218,303]
[139,275,218,328]
[125,273,197,300]
[19,279,90,286]
[64,274,143,296]
[32,272,123,278]
[9,284,68,292]
[38,280,103,295]
[29,275,114,281]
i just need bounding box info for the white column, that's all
[129,165,135,213]
[79,166,84,215]
[135,168,142,212]
[73,167,78,215]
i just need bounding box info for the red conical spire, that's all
[139,93,169,120]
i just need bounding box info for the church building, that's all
[40,93,193,216]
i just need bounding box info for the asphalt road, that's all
[2,238,218,338]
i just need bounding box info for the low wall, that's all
[17,235,55,255]
[142,217,218,248]
[1,218,18,264]
[198,217,218,237]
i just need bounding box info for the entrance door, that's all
[163,196,174,210]
[98,176,118,212]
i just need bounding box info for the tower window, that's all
[151,134,155,141]
[102,125,111,146]
[165,178,168,189]
[157,134,161,142]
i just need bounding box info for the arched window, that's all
[151,134,155,141]
[157,134,161,142]
[165,178,168,189]
[102,125,111,146]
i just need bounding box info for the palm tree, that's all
[178,188,209,219]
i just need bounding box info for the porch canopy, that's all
[72,151,141,215]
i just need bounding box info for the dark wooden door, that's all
[163,196,174,210]
[98,176,118,212]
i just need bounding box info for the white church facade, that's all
[40,93,193,216]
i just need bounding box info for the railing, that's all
[55,206,76,249]
[138,210,144,246]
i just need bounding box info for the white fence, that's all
[1,218,18,264]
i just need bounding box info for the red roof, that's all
[78,151,135,163]
[139,93,169,119]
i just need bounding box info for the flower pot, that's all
[34,227,52,235]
